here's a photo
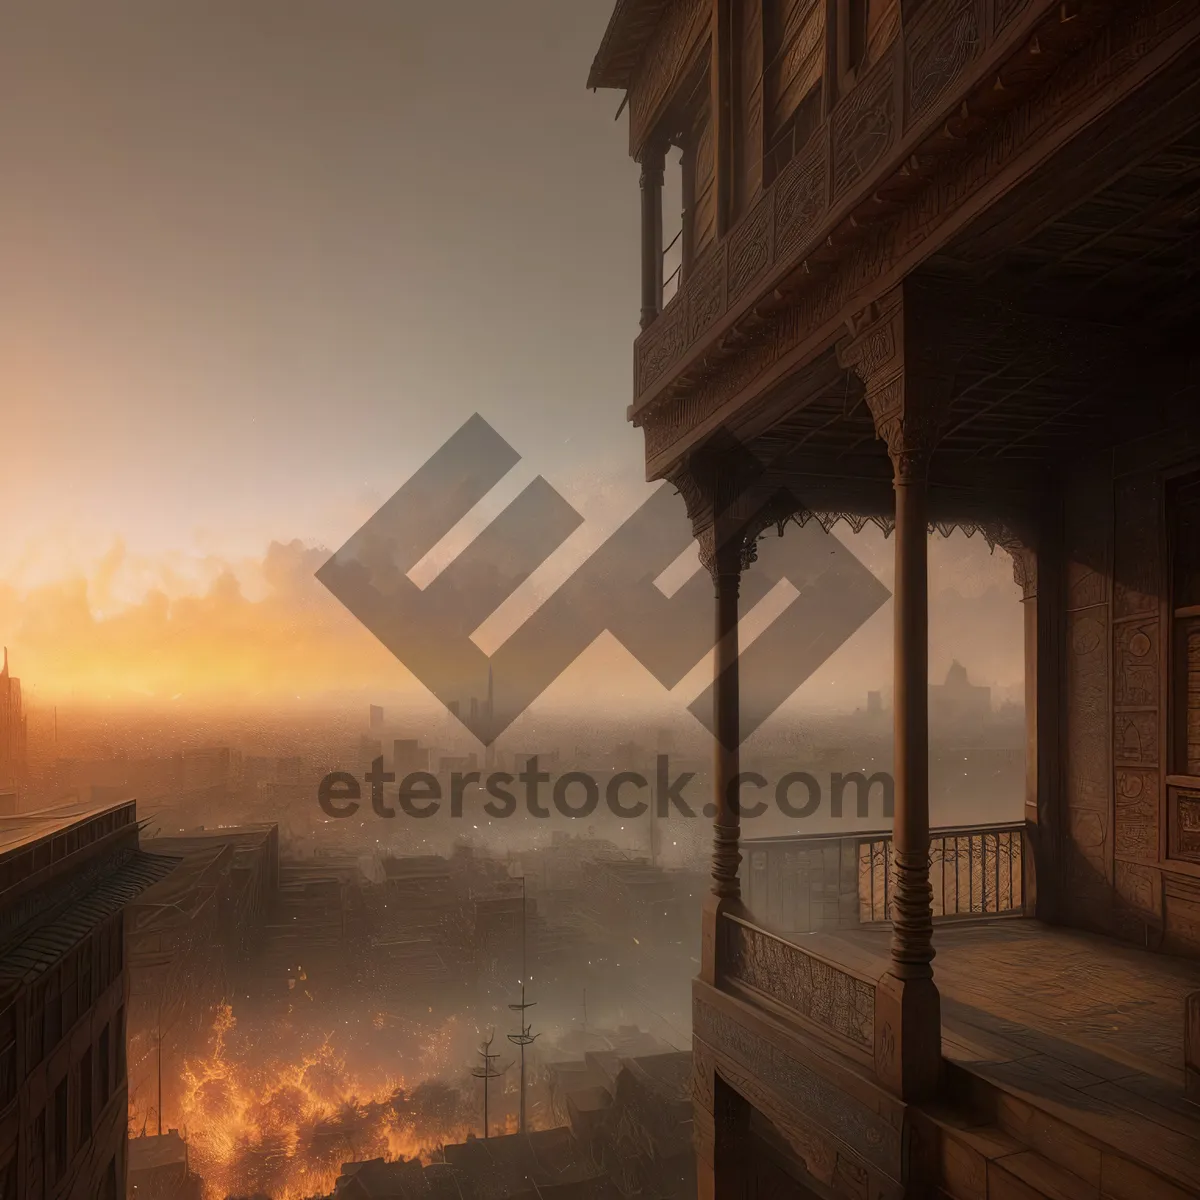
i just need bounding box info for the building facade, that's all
[0,652,27,799]
[590,2,1200,1196]
[0,801,177,1199]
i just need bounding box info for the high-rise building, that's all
[0,650,28,795]
[369,705,384,729]
[0,800,178,1197]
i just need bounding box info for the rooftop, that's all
[0,850,179,985]
[0,798,136,859]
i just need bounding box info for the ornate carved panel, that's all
[1114,859,1160,914]
[1114,619,1160,707]
[688,248,727,343]
[692,998,901,1175]
[728,194,774,303]
[906,0,981,127]
[1173,787,1200,860]
[720,917,874,1050]
[774,134,828,264]
[1064,599,1112,923]
[832,57,896,201]
[1115,711,1158,767]
[1066,611,1109,813]
[638,301,689,394]
[1115,767,1159,862]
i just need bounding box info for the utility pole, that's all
[156,992,164,1137]
[507,877,538,1134]
[469,1032,509,1139]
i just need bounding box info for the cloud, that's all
[0,525,1026,714]
[0,538,407,704]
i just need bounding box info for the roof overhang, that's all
[587,0,673,90]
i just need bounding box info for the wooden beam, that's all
[712,0,733,238]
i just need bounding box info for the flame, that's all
[131,1004,479,1200]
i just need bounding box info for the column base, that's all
[874,971,942,1101]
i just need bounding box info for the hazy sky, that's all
[2,0,640,569]
[0,2,1025,708]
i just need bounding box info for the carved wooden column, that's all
[639,143,666,330]
[839,283,950,1101]
[712,534,743,903]
[670,453,762,984]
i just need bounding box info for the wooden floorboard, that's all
[828,919,1200,1193]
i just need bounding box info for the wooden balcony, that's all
[697,828,1200,1198]
[629,0,1199,477]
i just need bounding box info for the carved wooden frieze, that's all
[906,0,981,127]
[692,998,901,1175]
[636,0,1198,470]
[638,300,690,395]
[688,248,727,343]
[774,133,828,263]
[832,56,896,201]
[720,917,875,1050]
[727,193,774,303]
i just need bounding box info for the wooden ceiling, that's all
[725,113,1200,525]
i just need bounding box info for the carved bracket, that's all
[837,284,954,483]
[667,440,800,577]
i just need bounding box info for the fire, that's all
[133,1004,478,1200]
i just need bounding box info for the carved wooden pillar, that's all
[839,283,950,1101]
[986,516,1060,924]
[984,526,1045,919]
[639,144,666,330]
[670,453,763,984]
[712,536,743,904]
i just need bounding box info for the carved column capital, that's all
[980,522,1038,600]
[667,449,787,580]
[837,285,954,483]
[638,144,666,187]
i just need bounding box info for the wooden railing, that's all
[719,912,876,1063]
[741,820,1027,935]
[858,821,1025,924]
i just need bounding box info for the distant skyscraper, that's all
[0,649,29,793]
[370,704,385,729]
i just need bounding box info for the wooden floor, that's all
[836,919,1200,1197]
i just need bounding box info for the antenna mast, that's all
[507,876,538,1134]
[469,1031,509,1139]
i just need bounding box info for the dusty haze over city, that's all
[1,3,1030,1199]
